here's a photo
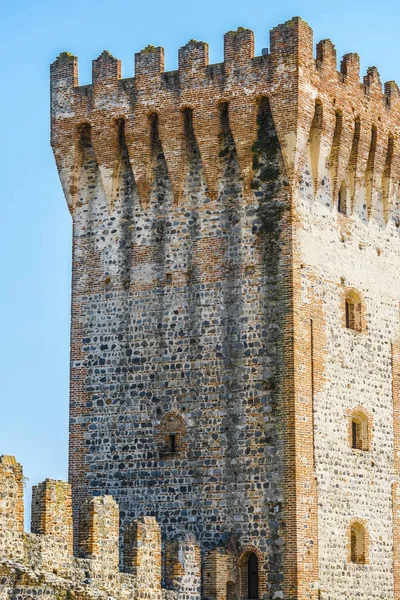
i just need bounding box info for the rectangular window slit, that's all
[169,433,176,453]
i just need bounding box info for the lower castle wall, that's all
[0,458,200,600]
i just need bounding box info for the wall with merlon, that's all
[165,536,201,600]
[49,15,400,600]
[0,456,24,562]
[31,479,73,554]
[0,456,198,600]
[202,548,231,600]
[124,516,162,597]
[79,495,119,565]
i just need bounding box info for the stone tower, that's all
[51,17,400,600]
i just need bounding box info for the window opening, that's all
[345,300,353,329]
[350,411,369,451]
[348,117,361,209]
[345,292,362,332]
[350,522,366,564]
[365,126,377,218]
[352,420,358,449]
[169,433,177,453]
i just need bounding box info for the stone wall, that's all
[50,16,400,600]
[296,129,400,598]
[52,44,293,598]
[291,31,400,599]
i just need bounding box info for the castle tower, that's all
[51,17,400,600]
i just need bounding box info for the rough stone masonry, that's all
[1,14,400,600]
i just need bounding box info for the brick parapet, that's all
[51,17,400,218]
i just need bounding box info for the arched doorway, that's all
[247,553,259,599]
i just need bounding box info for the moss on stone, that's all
[251,97,281,188]
[58,52,76,62]
[142,45,158,54]
[250,97,287,232]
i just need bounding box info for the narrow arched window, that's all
[350,411,369,451]
[352,419,358,449]
[247,553,259,599]
[345,291,362,332]
[156,412,187,457]
[169,433,177,453]
[350,521,367,564]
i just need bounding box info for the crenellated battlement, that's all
[0,456,200,600]
[51,16,400,224]
[51,20,399,99]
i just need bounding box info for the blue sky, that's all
[1,0,399,526]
